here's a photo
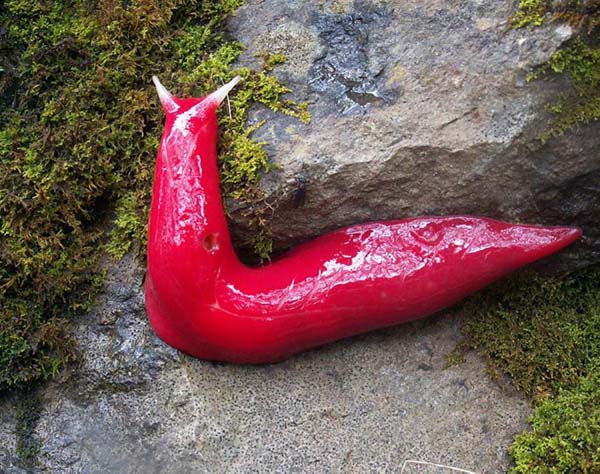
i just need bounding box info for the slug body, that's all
[145,78,581,364]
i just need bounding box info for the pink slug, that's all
[145,77,581,363]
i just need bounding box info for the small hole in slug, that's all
[203,233,219,252]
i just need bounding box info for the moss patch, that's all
[535,38,600,142]
[456,265,600,471]
[458,266,600,398]
[15,388,43,468]
[513,0,600,141]
[510,366,600,473]
[511,0,547,28]
[0,0,307,391]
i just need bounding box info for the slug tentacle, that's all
[145,79,582,364]
[152,76,179,114]
[208,76,242,106]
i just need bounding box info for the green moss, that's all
[0,1,308,390]
[538,39,600,141]
[460,266,600,398]
[513,1,600,140]
[15,388,43,467]
[511,0,547,28]
[510,366,600,473]
[512,0,600,30]
[457,265,600,469]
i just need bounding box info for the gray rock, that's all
[0,394,27,474]
[227,0,599,270]
[0,254,530,473]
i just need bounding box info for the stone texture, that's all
[0,254,530,473]
[0,395,24,474]
[227,0,600,270]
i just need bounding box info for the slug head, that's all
[153,76,240,115]
[148,77,242,286]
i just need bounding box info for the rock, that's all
[227,0,600,270]
[0,254,530,473]
[0,395,25,474]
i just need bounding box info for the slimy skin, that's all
[145,77,581,364]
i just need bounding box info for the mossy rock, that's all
[0,0,307,391]
[513,0,600,141]
[457,264,600,471]
[510,365,600,473]
[459,3,600,469]
[459,265,600,398]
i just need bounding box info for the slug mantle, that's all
[145,77,581,364]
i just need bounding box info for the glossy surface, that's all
[145,78,581,364]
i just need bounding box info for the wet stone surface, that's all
[310,5,394,115]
